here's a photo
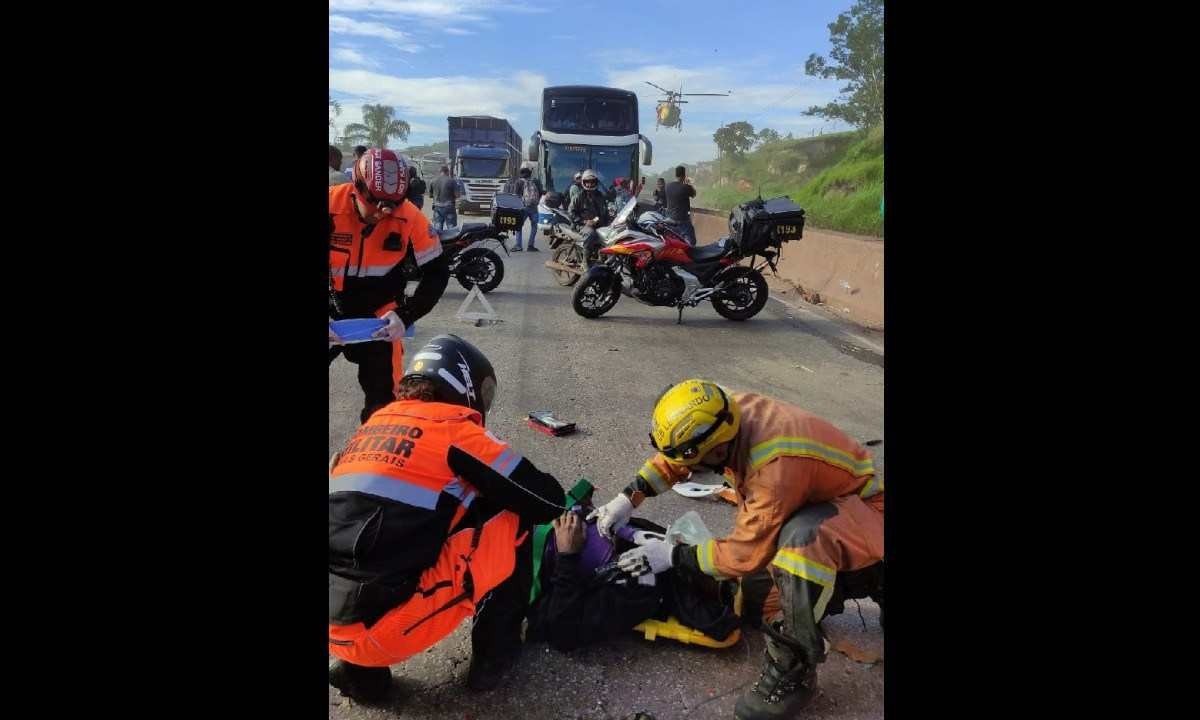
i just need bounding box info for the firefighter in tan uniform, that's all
[592,379,884,720]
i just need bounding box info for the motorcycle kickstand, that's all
[676,304,685,325]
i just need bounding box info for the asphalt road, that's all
[328,214,885,720]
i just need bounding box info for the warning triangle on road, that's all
[455,284,499,323]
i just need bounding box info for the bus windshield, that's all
[543,143,637,195]
[545,144,589,193]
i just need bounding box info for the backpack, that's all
[521,177,541,206]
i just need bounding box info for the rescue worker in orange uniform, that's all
[329,148,451,423]
[328,335,567,704]
[593,380,884,720]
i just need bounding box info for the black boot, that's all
[466,643,521,691]
[329,659,392,704]
[734,630,817,720]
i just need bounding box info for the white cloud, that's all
[329,69,548,118]
[332,47,379,68]
[327,0,545,21]
[444,27,475,35]
[329,14,407,42]
[330,0,477,18]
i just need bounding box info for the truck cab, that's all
[454,145,512,215]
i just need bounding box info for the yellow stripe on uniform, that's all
[771,549,836,587]
[638,461,670,495]
[749,436,876,476]
[695,540,729,579]
[771,548,838,621]
[859,474,884,498]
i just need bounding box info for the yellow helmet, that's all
[649,379,741,465]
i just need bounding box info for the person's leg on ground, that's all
[328,510,524,702]
[736,496,882,720]
[525,207,539,250]
[581,226,602,267]
[467,513,533,690]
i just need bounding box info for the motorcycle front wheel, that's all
[455,248,504,293]
[551,244,583,286]
[571,274,621,318]
[711,266,769,320]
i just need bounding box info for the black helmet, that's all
[403,334,497,422]
[519,166,532,177]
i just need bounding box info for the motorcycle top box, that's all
[727,196,806,255]
[491,192,525,233]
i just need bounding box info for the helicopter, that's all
[645,81,731,132]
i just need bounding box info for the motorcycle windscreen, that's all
[612,196,639,226]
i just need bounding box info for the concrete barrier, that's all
[688,206,884,330]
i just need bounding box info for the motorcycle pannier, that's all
[491,192,526,233]
[727,196,806,255]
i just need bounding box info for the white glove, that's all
[372,310,406,342]
[586,493,634,540]
[617,535,673,577]
[329,322,344,347]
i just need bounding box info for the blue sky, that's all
[329,0,861,172]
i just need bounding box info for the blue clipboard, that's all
[330,318,386,343]
[330,318,417,344]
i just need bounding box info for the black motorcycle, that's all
[410,193,524,293]
[439,222,508,293]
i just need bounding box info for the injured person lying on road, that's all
[525,500,741,652]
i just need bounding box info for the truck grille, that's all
[465,181,504,206]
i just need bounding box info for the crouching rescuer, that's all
[592,379,885,720]
[328,335,567,703]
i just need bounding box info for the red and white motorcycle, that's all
[571,196,806,323]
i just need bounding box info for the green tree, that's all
[713,121,757,158]
[343,104,411,149]
[757,127,782,146]
[803,0,883,128]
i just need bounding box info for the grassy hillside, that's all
[399,140,449,157]
[665,127,883,237]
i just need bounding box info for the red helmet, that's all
[353,148,408,204]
